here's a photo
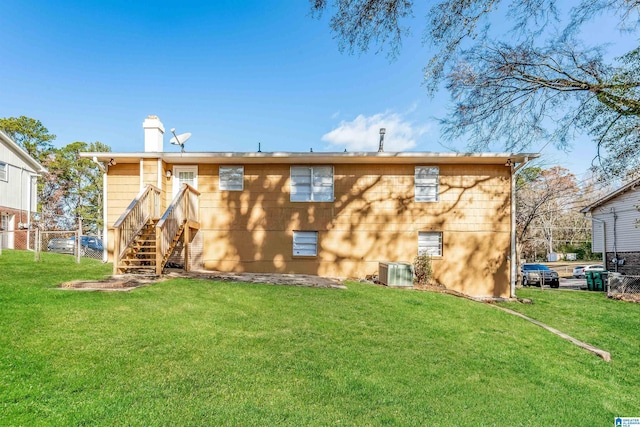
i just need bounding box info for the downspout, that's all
[510,156,529,298]
[588,216,607,269]
[103,171,108,262]
[20,168,24,226]
[92,157,108,262]
[611,207,618,272]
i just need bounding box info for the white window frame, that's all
[293,231,318,257]
[219,166,244,191]
[290,166,334,202]
[415,166,439,202]
[173,165,198,198]
[418,231,443,257]
[0,162,7,181]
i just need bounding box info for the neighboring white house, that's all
[581,177,640,275]
[0,130,46,249]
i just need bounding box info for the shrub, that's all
[413,254,433,285]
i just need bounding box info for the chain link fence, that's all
[0,216,105,262]
[608,273,640,302]
[32,230,104,261]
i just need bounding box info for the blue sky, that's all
[0,1,632,179]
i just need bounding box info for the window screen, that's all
[220,166,244,191]
[415,166,439,202]
[291,166,333,202]
[293,231,318,256]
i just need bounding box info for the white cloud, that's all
[321,111,429,152]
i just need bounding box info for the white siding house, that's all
[581,177,640,274]
[0,130,46,249]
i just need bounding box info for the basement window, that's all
[293,231,318,256]
[418,231,442,257]
[415,166,439,202]
[219,166,244,191]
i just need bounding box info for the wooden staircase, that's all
[113,184,200,276]
[117,219,155,274]
[117,219,187,275]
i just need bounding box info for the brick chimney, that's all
[143,115,165,152]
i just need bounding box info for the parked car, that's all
[47,235,103,257]
[521,263,560,288]
[573,264,604,279]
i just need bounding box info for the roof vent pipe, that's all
[378,128,386,152]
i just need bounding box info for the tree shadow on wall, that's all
[212,163,512,294]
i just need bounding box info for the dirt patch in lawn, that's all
[609,293,640,303]
[59,276,160,291]
[58,270,346,291]
[168,270,346,289]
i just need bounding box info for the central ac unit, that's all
[379,262,414,287]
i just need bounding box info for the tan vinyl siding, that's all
[107,160,512,297]
[141,159,157,187]
[106,163,143,226]
[197,163,510,296]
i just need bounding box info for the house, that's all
[0,130,46,249]
[82,115,538,298]
[581,177,640,275]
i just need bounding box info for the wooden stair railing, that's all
[155,183,200,275]
[113,185,161,274]
[115,219,158,274]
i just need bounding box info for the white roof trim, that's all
[581,176,640,213]
[0,130,47,173]
[81,151,539,166]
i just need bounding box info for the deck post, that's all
[155,225,162,276]
[113,227,120,274]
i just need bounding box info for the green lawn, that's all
[1,250,638,426]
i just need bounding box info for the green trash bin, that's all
[592,271,603,291]
[585,270,595,291]
[590,271,608,291]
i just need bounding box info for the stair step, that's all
[118,266,156,271]
[120,260,156,265]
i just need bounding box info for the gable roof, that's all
[0,130,47,173]
[580,176,640,213]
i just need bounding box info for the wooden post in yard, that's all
[76,217,82,264]
[184,223,190,273]
[113,227,120,275]
[34,228,39,262]
[155,224,162,276]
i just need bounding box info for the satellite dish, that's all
[170,128,191,153]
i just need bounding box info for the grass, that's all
[1,250,639,425]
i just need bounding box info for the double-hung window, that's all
[418,231,442,257]
[415,166,439,202]
[293,231,318,256]
[219,166,244,191]
[0,162,6,181]
[290,166,333,202]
